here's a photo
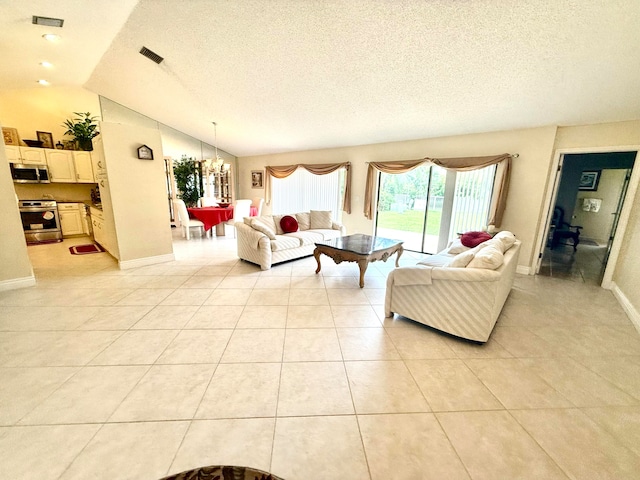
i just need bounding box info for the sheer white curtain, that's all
[449,164,497,238]
[272,168,343,220]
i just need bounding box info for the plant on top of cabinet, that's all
[62,112,99,151]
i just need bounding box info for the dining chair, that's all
[200,197,218,207]
[173,199,206,240]
[252,197,265,216]
[226,199,252,237]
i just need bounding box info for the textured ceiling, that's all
[3,1,640,156]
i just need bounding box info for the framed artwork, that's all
[579,170,601,191]
[36,131,54,149]
[2,127,20,146]
[137,144,154,160]
[251,170,264,189]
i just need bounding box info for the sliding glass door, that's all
[375,164,496,254]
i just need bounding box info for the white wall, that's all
[238,126,559,272]
[100,122,174,264]
[0,125,34,290]
[574,169,627,245]
[0,86,101,147]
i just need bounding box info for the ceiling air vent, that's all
[32,16,64,27]
[139,46,164,64]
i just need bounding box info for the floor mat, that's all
[69,243,105,255]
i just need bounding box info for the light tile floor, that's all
[1,232,640,480]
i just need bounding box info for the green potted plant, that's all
[173,156,203,207]
[62,112,99,151]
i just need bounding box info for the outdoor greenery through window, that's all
[272,168,344,220]
[376,164,496,253]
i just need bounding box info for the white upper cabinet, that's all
[5,146,20,163]
[44,149,95,183]
[45,149,75,182]
[73,151,94,182]
[5,146,47,165]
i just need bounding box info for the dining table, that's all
[188,205,258,236]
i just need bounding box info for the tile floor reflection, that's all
[1,233,639,480]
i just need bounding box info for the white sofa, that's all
[236,211,346,270]
[384,232,521,343]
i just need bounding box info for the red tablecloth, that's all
[188,206,258,231]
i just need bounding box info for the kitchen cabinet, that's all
[45,150,95,183]
[58,203,85,236]
[90,206,117,256]
[5,146,21,163]
[4,146,47,165]
[73,151,94,182]
[46,150,75,182]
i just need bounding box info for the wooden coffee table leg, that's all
[357,259,368,288]
[314,248,322,274]
[395,245,404,267]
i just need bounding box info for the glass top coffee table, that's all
[314,234,404,288]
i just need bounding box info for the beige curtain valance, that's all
[364,153,512,227]
[265,162,352,214]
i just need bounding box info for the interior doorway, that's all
[538,151,636,285]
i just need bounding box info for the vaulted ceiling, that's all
[2,1,640,157]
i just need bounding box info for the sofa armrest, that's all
[236,222,268,248]
[331,222,346,235]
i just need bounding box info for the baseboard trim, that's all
[118,253,175,270]
[611,281,640,334]
[0,275,36,292]
[516,265,531,275]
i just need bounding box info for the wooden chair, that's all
[550,206,582,251]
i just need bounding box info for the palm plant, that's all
[62,112,99,151]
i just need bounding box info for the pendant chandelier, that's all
[210,121,224,172]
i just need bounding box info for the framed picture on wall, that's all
[251,170,264,189]
[2,127,20,146]
[579,170,601,191]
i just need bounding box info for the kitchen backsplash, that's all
[14,183,94,203]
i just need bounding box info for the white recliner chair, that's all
[173,199,206,239]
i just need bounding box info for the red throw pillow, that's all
[280,215,299,233]
[460,231,492,247]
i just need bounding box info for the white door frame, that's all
[534,145,640,289]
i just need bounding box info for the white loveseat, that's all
[236,211,346,270]
[384,232,521,343]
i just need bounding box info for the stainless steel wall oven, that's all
[18,200,63,244]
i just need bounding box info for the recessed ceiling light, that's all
[37,79,50,86]
[40,61,53,68]
[42,33,60,42]
[32,16,64,28]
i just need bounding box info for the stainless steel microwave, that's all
[10,163,50,184]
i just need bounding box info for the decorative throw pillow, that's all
[460,231,492,247]
[280,215,299,233]
[296,212,310,230]
[448,249,476,268]
[447,238,470,255]
[310,210,332,229]
[492,231,517,251]
[467,244,504,269]
[250,219,276,240]
[272,215,285,235]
